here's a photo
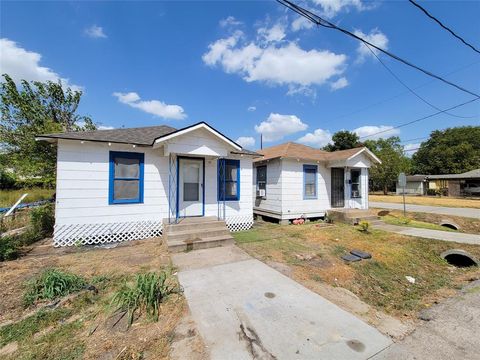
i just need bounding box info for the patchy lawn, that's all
[233,221,480,320]
[370,194,480,209]
[0,238,206,360]
[0,188,55,208]
[378,209,480,235]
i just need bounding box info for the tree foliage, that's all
[364,137,411,194]
[323,130,360,151]
[0,74,95,187]
[412,126,480,175]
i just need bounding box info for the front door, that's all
[331,168,345,208]
[178,158,204,217]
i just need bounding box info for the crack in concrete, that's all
[238,323,277,360]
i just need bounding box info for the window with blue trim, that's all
[303,165,317,199]
[109,151,144,204]
[218,159,240,201]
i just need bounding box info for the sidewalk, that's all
[172,246,391,360]
[373,222,480,245]
[370,202,480,219]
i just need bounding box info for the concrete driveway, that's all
[370,202,480,219]
[173,246,391,360]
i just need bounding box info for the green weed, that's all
[24,269,87,306]
[111,270,181,327]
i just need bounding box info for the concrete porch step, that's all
[166,227,230,242]
[165,220,227,234]
[168,234,235,253]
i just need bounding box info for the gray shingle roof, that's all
[37,122,263,157]
[38,125,177,146]
[428,169,480,180]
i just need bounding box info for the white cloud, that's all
[330,76,349,91]
[98,125,115,130]
[297,128,333,147]
[247,106,257,112]
[353,28,389,63]
[203,31,347,94]
[84,25,107,39]
[353,125,400,140]
[0,38,81,90]
[220,16,242,27]
[236,136,256,149]
[312,0,367,18]
[291,16,314,32]
[113,92,187,120]
[257,23,286,43]
[403,143,420,156]
[254,113,308,142]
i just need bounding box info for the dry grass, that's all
[234,221,480,319]
[0,238,206,360]
[378,209,480,235]
[370,194,480,208]
[0,188,54,208]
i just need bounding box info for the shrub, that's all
[0,235,20,261]
[24,269,87,306]
[398,217,411,225]
[111,270,181,327]
[30,204,55,239]
[358,220,370,232]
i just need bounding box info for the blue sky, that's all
[1,0,479,153]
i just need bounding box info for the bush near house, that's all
[0,204,55,261]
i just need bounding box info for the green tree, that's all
[0,74,95,187]
[412,126,480,175]
[323,130,360,151]
[364,136,411,194]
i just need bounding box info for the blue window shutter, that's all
[109,151,144,205]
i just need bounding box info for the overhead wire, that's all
[408,0,480,55]
[364,43,474,119]
[277,0,480,99]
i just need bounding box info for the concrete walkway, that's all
[372,280,480,360]
[370,202,480,219]
[172,246,391,360]
[373,222,480,245]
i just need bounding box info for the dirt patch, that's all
[0,237,206,359]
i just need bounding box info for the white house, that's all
[252,142,381,223]
[37,122,260,247]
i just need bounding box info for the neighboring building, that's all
[252,142,381,223]
[427,169,480,197]
[396,175,427,195]
[37,122,260,246]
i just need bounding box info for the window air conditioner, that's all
[256,189,266,197]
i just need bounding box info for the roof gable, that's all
[153,122,241,150]
[255,142,381,164]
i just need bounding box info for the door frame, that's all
[176,156,205,218]
[331,167,345,208]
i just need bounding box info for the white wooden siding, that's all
[280,159,331,217]
[253,159,283,214]
[55,134,253,229]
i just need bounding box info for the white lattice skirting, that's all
[53,221,163,247]
[225,215,254,232]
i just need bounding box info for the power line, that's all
[400,136,429,143]
[328,61,479,123]
[408,0,480,55]
[364,43,474,119]
[277,0,480,98]
[358,97,479,139]
[404,147,421,152]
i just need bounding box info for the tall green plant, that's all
[111,270,181,327]
[24,268,86,306]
